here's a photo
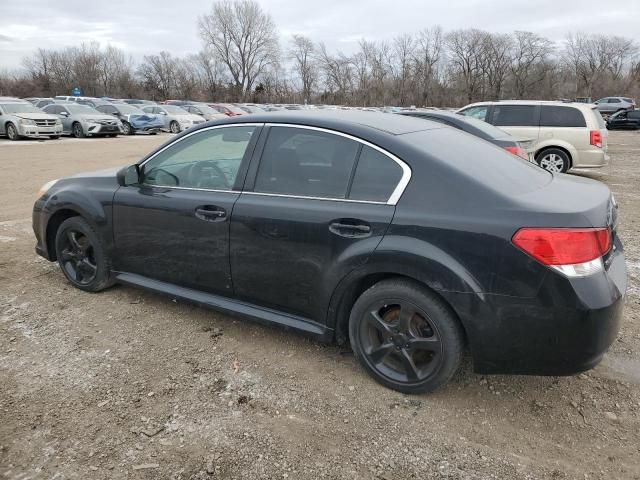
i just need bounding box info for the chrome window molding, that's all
[138,121,412,206]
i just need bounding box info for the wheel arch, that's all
[328,267,472,351]
[45,208,82,261]
[535,143,575,169]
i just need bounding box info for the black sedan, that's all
[399,110,532,160]
[606,109,640,130]
[32,111,626,393]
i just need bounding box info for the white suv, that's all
[457,101,608,173]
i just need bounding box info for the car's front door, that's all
[57,106,74,133]
[112,124,260,295]
[230,125,408,323]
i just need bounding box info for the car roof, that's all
[204,110,443,136]
[460,100,599,111]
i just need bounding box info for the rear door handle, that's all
[195,206,226,222]
[329,220,372,238]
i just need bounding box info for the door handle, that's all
[195,206,226,222]
[329,221,372,238]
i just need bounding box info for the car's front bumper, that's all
[84,122,121,135]
[18,123,63,138]
[444,236,627,375]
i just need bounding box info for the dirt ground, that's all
[1,131,639,480]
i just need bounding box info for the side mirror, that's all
[116,164,142,187]
[60,111,69,117]
[160,111,167,115]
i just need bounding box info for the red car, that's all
[208,103,246,117]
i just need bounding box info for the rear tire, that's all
[349,278,464,393]
[536,148,570,173]
[54,217,114,292]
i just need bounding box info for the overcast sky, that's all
[1,0,638,69]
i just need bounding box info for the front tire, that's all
[122,121,133,135]
[169,121,180,134]
[6,123,20,141]
[72,122,85,138]
[536,148,570,173]
[349,278,464,393]
[54,217,113,292]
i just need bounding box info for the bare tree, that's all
[446,29,488,103]
[413,27,443,106]
[137,51,178,99]
[288,34,317,104]
[198,0,279,99]
[510,31,555,98]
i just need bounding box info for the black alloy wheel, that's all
[349,279,464,393]
[54,217,113,292]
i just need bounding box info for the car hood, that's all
[71,166,123,179]
[74,114,118,122]
[14,113,59,120]
[174,114,204,122]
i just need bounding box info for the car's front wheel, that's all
[169,121,180,134]
[349,278,464,393]
[536,148,570,173]
[54,217,113,292]
[6,122,20,141]
[72,122,85,138]
[122,121,133,135]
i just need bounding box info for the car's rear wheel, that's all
[169,121,180,134]
[349,278,464,393]
[536,148,570,173]
[122,121,133,135]
[6,123,19,141]
[54,217,113,292]
[72,122,85,138]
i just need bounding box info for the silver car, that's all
[182,104,227,121]
[43,103,123,138]
[0,101,63,140]
[594,97,636,115]
[141,105,206,133]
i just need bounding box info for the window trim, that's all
[247,123,411,206]
[138,123,263,192]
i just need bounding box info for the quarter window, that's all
[491,105,538,127]
[254,127,359,199]
[539,106,586,127]
[349,146,403,202]
[142,126,255,190]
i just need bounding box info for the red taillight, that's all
[512,228,611,266]
[504,146,528,160]
[590,130,602,148]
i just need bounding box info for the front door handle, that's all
[195,206,226,222]
[329,220,372,238]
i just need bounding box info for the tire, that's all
[536,148,570,173]
[169,121,180,134]
[6,122,19,141]
[122,121,133,135]
[72,122,85,138]
[54,217,114,292]
[349,278,464,393]
[50,135,60,140]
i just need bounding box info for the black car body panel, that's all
[33,111,626,376]
[607,109,640,130]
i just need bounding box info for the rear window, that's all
[402,127,551,195]
[491,105,538,127]
[623,98,634,103]
[539,106,586,127]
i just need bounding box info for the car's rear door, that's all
[112,124,260,295]
[229,125,409,323]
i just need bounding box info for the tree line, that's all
[1,0,638,107]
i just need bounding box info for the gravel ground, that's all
[0,131,639,480]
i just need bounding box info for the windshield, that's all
[163,105,188,114]
[66,104,100,114]
[113,103,144,114]
[193,105,218,115]
[0,103,43,114]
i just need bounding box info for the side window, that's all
[492,105,537,127]
[143,126,255,190]
[459,106,488,121]
[628,111,640,119]
[349,146,404,203]
[540,106,586,128]
[254,127,359,199]
[608,98,621,104]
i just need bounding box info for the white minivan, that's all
[458,101,609,173]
